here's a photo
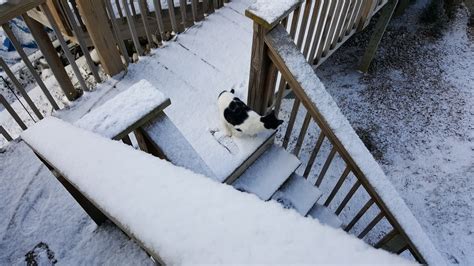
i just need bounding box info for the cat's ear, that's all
[230,89,235,94]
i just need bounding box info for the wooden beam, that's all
[358,0,398,73]
[75,0,125,75]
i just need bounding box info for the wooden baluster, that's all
[324,166,351,206]
[59,0,103,81]
[0,58,43,120]
[345,198,375,232]
[374,228,397,248]
[293,112,311,156]
[179,0,188,28]
[302,0,321,58]
[115,0,124,19]
[315,146,337,186]
[282,99,300,148]
[76,0,126,74]
[322,0,344,57]
[130,0,137,16]
[295,0,312,48]
[121,0,144,55]
[191,0,199,22]
[104,0,131,65]
[262,63,278,112]
[208,0,215,14]
[313,0,336,63]
[0,94,27,130]
[309,0,331,63]
[331,0,351,49]
[2,24,59,109]
[273,75,286,116]
[358,211,384,239]
[139,0,155,47]
[41,4,89,92]
[335,180,361,215]
[303,131,325,177]
[152,0,166,41]
[288,5,301,40]
[167,0,180,33]
[203,0,209,15]
[0,126,13,141]
[345,0,364,36]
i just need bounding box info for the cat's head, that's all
[260,111,284,130]
[218,89,235,99]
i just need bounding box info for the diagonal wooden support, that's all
[358,0,399,73]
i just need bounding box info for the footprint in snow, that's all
[209,128,239,155]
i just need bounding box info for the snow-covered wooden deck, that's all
[56,0,276,182]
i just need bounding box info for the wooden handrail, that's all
[245,0,303,30]
[262,24,444,265]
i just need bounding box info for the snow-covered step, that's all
[232,145,300,200]
[142,112,216,179]
[308,204,343,229]
[271,174,322,216]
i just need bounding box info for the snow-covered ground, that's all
[0,0,472,264]
[313,2,473,264]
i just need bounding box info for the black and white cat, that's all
[218,89,283,137]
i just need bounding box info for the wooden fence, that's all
[0,0,228,143]
[245,1,444,264]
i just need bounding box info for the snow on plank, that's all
[21,117,410,265]
[74,79,170,139]
[265,25,445,265]
[245,0,302,29]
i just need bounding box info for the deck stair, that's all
[308,204,343,229]
[231,145,300,200]
[271,173,322,216]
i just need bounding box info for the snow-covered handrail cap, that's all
[245,0,303,29]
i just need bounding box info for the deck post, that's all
[22,14,79,101]
[75,0,125,75]
[358,0,398,73]
[247,22,271,115]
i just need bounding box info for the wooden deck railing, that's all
[1,0,228,143]
[246,1,444,264]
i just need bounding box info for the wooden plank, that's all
[41,3,89,92]
[358,0,398,73]
[0,58,43,120]
[1,23,59,110]
[121,0,145,55]
[0,126,13,141]
[0,94,27,130]
[75,0,125,74]
[58,0,102,82]
[324,166,351,206]
[45,0,73,36]
[104,0,131,65]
